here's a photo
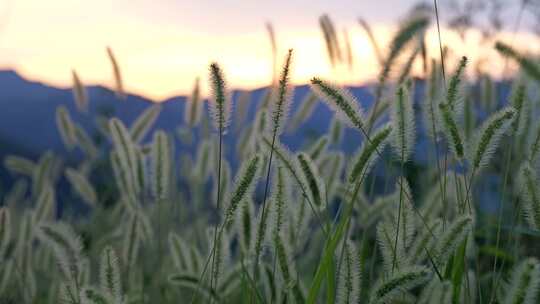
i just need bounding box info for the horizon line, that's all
[0,67,519,104]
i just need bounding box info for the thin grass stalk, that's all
[439,56,472,213]
[391,86,409,274]
[489,128,516,302]
[334,156,373,302]
[266,22,277,85]
[208,131,223,300]
[106,47,125,100]
[208,62,229,301]
[336,147,394,300]
[431,0,451,233]
[270,167,285,300]
[491,187,527,300]
[432,0,447,85]
[194,63,229,304]
[253,49,293,297]
[192,155,260,304]
[426,72,448,229]
[72,70,88,112]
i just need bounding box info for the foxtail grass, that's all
[106,46,125,100]
[252,49,294,297]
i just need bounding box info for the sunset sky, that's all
[0,0,538,101]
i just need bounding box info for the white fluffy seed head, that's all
[4,155,35,176]
[208,62,231,134]
[274,228,296,288]
[237,199,255,255]
[348,124,392,184]
[503,257,540,304]
[0,207,11,255]
[376,219,405,273]
[435,215,473,267]
[72,70,88,112]
[65,168,97,206]
[33,184,56,223]
[224,154,261,226]
[185,77,203,127]
[151,131,172,200]
[510,82,528,136]
[122,213,141,266]
[99,246,123,302]
[469,106,516,171]
[268,49,294,136]
[56,106,78,150]
[297,152,326,208]
[438,101,465,159]
[32,152,55,197]
[391,85,415,161]
[370,266,431,303]
[310,78,365,130]
[109,118,141,196]
[336,240,361,304]
[38,222,83,282]
[519,163,540,230]
[74,124,99,158]
[106,46,126,100]
[130,105,162,143]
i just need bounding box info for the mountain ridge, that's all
[0,69,378,158]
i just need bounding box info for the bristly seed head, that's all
[209,62,230,134]
[470,107,515,170]
[269,49,294,136]
[310,77,365,130]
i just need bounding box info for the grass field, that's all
[1,3,540,304]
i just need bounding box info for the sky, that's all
[0,0,538,100]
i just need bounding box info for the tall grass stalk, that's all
[489,85,525,302]
[266,22,277,85]
[391,86,411,274]
[430,0,454,235]
[106,46,125,100]
[192,62,230,304]
[252,49,293,298]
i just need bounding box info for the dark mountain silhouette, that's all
[0,69,515,155]
[0,70,376,161]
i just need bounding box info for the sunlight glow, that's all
[0,0,539,100]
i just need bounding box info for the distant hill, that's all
[0,70,169,157]
[0,70,378,160]
[0,70,513,188]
